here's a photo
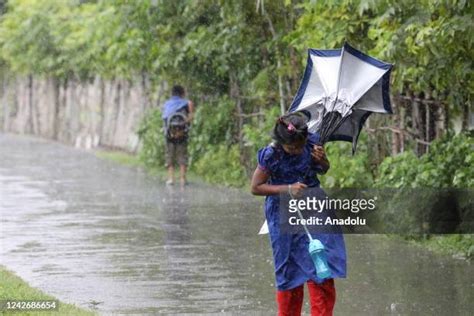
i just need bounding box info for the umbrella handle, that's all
[301,139,324,183]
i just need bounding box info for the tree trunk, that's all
[112,80,122,147]
[61,77,69,142]
[263,12,286,114]
[229,72,244,152]
[411,93,422,156]
[27,74,34,134]
[425,102,430,153]
[1,74,7,131]
[53,77,61,140]
[435,102,445,139]
[276,58,286,114]
[31,79,41,136]
[461,100,469,132]
[99,77,105,144]
[140,71,150,113]
[399,103,405,153]
[156,81,166,110]
[391,102,400,156]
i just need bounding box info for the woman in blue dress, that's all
[251,112,346,316]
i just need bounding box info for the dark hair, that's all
[172,85,185,97]
[272,111,310,145]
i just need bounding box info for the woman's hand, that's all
[251,168,309,197]
[311,145,330,174]
[289,182,307,198]
[311,145,326,163]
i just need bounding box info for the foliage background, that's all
[0,0,471,189]
[0,1,472,253]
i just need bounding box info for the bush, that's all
[373,133,473,245]
[375,151,419,188]
[188,96,236,164]
[320,135,373,189]
[193,144,247,187]
[242,106,281,173]
[376,133,474,188]
[137,108,165,169]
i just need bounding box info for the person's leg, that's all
[276,285,304,316]
[307,279,336,316]
[179,164,187,185]
[165,141,175,184]
[177,141,188,186]
[167,166,174,185]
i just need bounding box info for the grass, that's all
[0,266,96,315]
[94,148,203,185]
[408,234,473,260]
[95,150,142,168]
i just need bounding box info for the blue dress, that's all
[257,133,347,291]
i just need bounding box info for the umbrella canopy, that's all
[289,43,393,153]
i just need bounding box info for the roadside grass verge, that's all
[94,148,203,185]
[0,266,96,315]
[408,234,473,260]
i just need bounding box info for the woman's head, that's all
[272,112,309,155]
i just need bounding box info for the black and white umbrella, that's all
[289,42,393,153]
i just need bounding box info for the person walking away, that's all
[162,85,194,186]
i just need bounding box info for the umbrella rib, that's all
[297,44,392,152]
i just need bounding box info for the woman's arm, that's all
[250,167,307,196]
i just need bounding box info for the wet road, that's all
[0,134,472,315]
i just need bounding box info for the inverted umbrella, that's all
[289,42,393,153]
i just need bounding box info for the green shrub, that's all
[137,108,165,169]
[376,133,474,188]
[320,136,373,189]
[375,151,419,188]
[373,133,473,246]
[193,144,247,187]
[242,106,281,171]
[188,96,236,164]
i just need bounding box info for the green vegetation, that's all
[407,234,473,260]
[0,266,96,315]
[0,0,471,183]
[320,136,375,189]
[95,148,204,185]
[375,133,474,188]
[0,1,472,257]
[373,133,473,259]
[95,150,142,169]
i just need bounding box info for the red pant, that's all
[276,279,336,316]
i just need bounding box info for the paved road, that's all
[1,134,472,315]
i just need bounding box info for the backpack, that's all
[165,110,189,142]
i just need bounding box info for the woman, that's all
[250,112,346,316]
